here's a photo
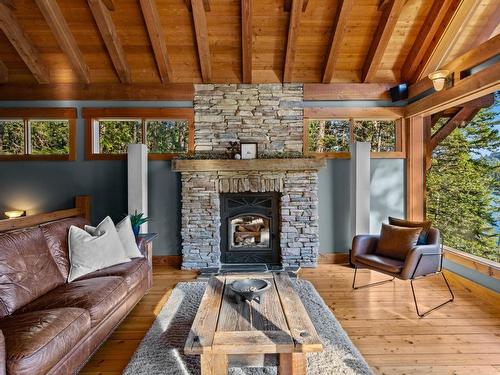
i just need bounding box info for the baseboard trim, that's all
[444,269,500,306]
[152,255,182,266]
[318,253,350,264]
[153,254,350,267]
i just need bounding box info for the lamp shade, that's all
[4,210,25,219]
[428,70,450,91]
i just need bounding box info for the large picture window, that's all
[0,108,76,161]
[83,108,194,160]
[304,108,404,158]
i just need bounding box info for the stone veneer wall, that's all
[181,170,319,269]
[194,83,303,153]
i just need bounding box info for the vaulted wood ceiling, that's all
[0,0,498,86]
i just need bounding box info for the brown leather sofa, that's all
[0,216,152,375]
[351,227,454,317]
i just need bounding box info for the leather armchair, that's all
[351,227,454,317]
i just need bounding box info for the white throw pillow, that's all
[68,217,131,282]
[116,216,143,258]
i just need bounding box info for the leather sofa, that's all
[0,216,152,375]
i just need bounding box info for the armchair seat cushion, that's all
[0,308,90,375]
[17,276,127,327]
[354,254,404,274]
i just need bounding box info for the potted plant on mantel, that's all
[130,211,151,238]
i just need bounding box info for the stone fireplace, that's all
[172,83,325,270]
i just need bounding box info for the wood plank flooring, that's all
[80,264,500,375]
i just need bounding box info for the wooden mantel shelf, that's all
[171,158,326,172]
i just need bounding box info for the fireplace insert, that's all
[220,192,280,265]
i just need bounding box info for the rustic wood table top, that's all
[184,272,323,375]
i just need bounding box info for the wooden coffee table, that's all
[184,272,323,375]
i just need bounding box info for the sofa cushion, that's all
[40,217,88,280]
[355,254,404,274]
[375,223,422,261]
[0,227,64,318]
[75,257,149,291]
[18,276,127,326]
[0,308,90,375]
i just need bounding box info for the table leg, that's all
[200,354,228,375]
[279,353,306,375]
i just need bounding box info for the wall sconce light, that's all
[428,70,450,91]
[4,210,25,219]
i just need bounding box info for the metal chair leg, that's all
[352,266,395,290]
[410,272,454,318]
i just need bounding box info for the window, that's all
[83,108,194,160]
[303,108,404,158]
[0,108,77,160]
[426,92,499,263]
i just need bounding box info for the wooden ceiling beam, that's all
[0,60,7,83]
[412,0,482,82]
[184,0,210,12]
[140,0,173,83]
[35,0,91,84]
[0,2,50,84]
[0,83,194,100]
[241,0,252,83]
[284,0,308,12]
[191,0,211,83]
[322,0,353,83]
[408,34,500,100]
[401,0,458,83]
[87,0,131,83]
[304,83,393,100]
[362,0,405,82]
[471,2,500,47]
[101,0,114,10]
[0,0,15,9]
[283,0,303,82]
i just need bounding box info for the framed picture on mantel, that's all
[240,142,258,159]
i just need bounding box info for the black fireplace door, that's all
[220,193,280,264]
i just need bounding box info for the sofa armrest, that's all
[400,244,441,279]
[0,329,6,375]
[351,235,379,261]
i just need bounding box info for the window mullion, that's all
[24,119,31,155]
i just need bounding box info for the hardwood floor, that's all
[80,264,500,375]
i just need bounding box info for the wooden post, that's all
[405,117,426,221]
[75,195,92,222]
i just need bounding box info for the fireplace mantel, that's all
[171,158,326,172]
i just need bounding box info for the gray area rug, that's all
[123,279,373,374]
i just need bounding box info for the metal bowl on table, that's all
[229,278,271,304]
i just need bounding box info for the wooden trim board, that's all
[444,247,499,280]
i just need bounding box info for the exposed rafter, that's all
[284,0,308,12]
[191,0,211,83]
[413,0,482,82]
[283,0,303,82]
[35,0,91,84]
[0,60,7,83]
[0,0,15,9]
[241,0,252,83]
[401,0,458,83]
[322,0,353,83]
[184,0,210,12]
[140,0,173,83]
[87,0,131,83]
[0,2,50,83]
[362,0,405,82]
[101,0,114,10]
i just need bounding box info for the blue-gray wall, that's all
[318,159,405,253]
[1,100,496,293]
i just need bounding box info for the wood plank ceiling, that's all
[0,0,497,86]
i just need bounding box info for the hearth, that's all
[220,192,280,265]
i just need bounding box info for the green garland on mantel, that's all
[178,151,314,160]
